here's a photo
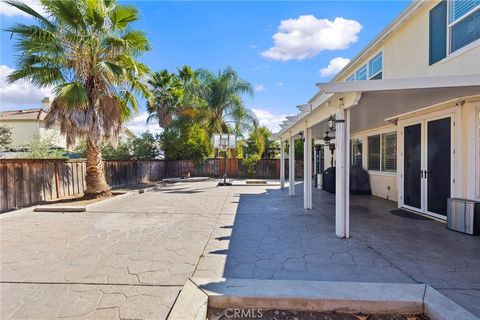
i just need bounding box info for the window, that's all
[430,1,480,64]
[350,138,363,167]
[344,52,383,81]
[368,132,397,172]
[449,6,480,53]
[368,135,380,170]
[356,65,367,80]
[368,52,383,79]
[381,132,397,172]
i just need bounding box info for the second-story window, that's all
[345,52,383,81]
[356,65,367,80]
[368,52,383,79]
[448,0,480,53]
[430,0,479,64]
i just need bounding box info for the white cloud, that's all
[0,0,46,17]
[0,65,54,109]
[125,111,163,136]
[252,108,287,133]
[262,15,362,61]
[319,57,350,77]
[254,84,266,92]
[276,82,284,86]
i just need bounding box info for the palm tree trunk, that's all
[84,138,112,198]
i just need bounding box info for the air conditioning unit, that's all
[447,198,480,235]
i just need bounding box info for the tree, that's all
[6,0,150,198]
[146,70,183,128]
[130,132,161,160]
[23,134,66,159]
[199,66,258,138]
[0,125,12,151]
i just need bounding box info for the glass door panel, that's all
[426,117,451,216]
[403,123,422,210]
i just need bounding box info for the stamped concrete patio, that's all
[1,180,479,319]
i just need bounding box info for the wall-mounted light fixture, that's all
[298,131,305,142]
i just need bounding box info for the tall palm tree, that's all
[5,0,150,198]
[199,66,258,138]
[146,70,183,128]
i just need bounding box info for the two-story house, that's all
[276,0,480,238]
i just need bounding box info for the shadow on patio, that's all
[206,182,480,317]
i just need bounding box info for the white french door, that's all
[400,113,455,219]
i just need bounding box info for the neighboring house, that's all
[0,97,138,153]
[276,0,480,237]
[0,97,66,150]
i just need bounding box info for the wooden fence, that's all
[0,158,303,212]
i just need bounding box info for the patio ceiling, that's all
[275,75,480,140]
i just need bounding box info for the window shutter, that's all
[429,0,447,65]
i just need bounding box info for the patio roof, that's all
[275,76,480,139]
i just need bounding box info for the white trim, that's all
[366,130,398,173]
[397,105,460,220]
[447,2,480,55]
[317,75,480,93]
[344,50,384,82]
[447,2,480,27]
[442,38,480,64]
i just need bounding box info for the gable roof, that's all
[0,108,48,121]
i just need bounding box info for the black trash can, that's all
[322,167,336,193]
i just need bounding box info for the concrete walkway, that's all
[1,180,479,319]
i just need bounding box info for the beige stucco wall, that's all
[2,121,40,148]
[337,1,480,81]
[2,120,66,149]
[369,173,398,201]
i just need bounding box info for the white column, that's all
[345,109,350,238]
[313,145,318,189]
[289,136,295,196]
[304,126,313,209]
[335,107,349,238]
[280,140,285,189]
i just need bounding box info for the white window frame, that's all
[344,50,383,81]
[366,130,397,174]
[446,1,480,55]
[368,51,383,79]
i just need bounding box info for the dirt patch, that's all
[208,309,429,320]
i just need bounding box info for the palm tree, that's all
[5,0,150,198]
[199,66,258,138]
[146,70,183,128]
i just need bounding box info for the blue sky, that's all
[0,0,410,134]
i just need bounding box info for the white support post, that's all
[289,136,295,196]
[335,106,349,238]
[313,144,318,189]
[280,140,285,189]
[304,125,313,209]
[308,128,313,209]
[345,109,350,238]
